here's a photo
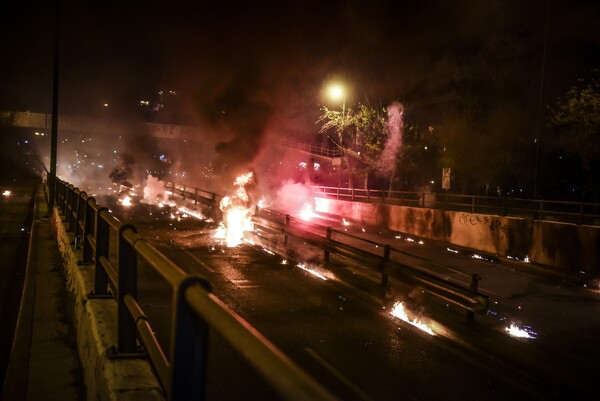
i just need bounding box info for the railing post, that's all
[182,185,186,201]
[63,184,72,217]
[471,196,475,213]
[580,202,585,225]
[69,188,80,232]
[170,276,212,401]
[367,188,370,202]
[118,224,138,354]
[73,191,86,247]
[80,197,95,265]
[91,208,110,298]
[538,200,544,221]
[503,197,508,216]
[324,227,332,263]
[336,186,340,199]
[351,187,355,201]
[194,188,198,205]
[466,274,481,325]
[381,245,391,287]
[283,214,290,245]
[421,192,425,208]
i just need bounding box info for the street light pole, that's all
[339,97,346,189]
[326,83,347,189]
[48,0,60,209]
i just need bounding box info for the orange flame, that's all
[213,172,254,247]
[390,301,435,335]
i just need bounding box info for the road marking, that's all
[230,279,260,289]
[183,249,217,272]
[304,347,375,401]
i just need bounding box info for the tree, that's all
[317,102,391,188]
[547,70,600,200]
[549,70,600,171]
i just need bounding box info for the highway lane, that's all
[107,201,569,400]
[0,178,37,395]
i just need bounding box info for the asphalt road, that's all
[105,200,600,401]
[0,178,37,396]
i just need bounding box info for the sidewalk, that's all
[1,185,84,401]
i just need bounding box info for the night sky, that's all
[1,1,597,115]
[0,0,598,193]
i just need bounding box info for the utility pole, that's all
[533,0,549,199]
[48,0,60,209]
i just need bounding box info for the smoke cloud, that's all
[377,102,404,176]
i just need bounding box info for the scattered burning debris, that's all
[390,301,435,336]
[505,323,538,340]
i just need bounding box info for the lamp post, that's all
[327,84,346,188]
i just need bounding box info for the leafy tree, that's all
[549,70,600,171]
[317,102,389,188]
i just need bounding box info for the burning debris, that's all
[505,323,538,340]
[118,195,133,207]
[214,172,255,247]
[296,263,328,281]
[390,301,435,336]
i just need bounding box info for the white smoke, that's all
[142,174,168,205]
[273,180,314,215]
[377,102,404,176]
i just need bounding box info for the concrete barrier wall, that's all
[315,197,600,275]
[53,209,165,401]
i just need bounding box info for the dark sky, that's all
[1,0,598,125]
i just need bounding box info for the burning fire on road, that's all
[213,172,255,247]
[390,301,435,336]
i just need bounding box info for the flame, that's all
[2,190,11,197]
[213,172,254,247]
[299,203,315,221]
[342,218,350,226]
[119,195,133,207]
[506,323,537,339]
[390,301,435,335]
[296,263,328,280]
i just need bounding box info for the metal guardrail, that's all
[312,185,600,226]
[252,207,489,324]
[53,179,338,401]
[163,181,489,320]
[165,181,222,207]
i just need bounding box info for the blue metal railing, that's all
[54,178,338,401]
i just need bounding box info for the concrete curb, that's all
[52,206,165,401]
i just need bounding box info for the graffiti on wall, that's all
[459,213,505,231]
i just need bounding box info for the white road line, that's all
[304,347,375,401]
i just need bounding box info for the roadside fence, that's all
[53,178,338,401]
